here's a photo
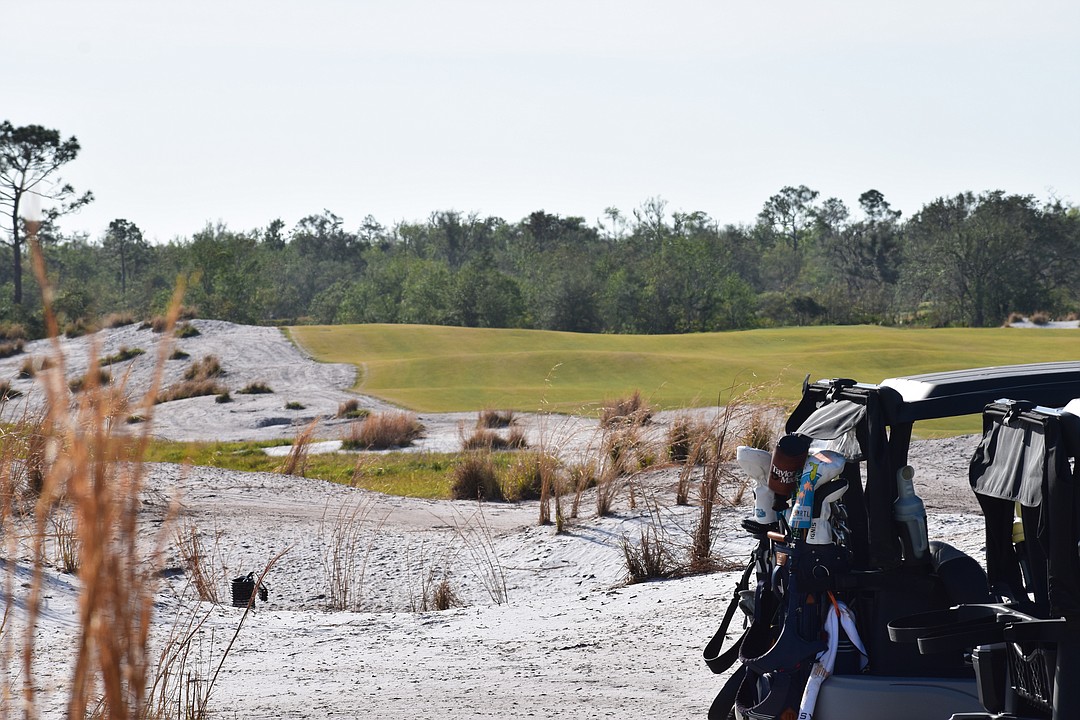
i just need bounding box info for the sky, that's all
[7,1,1079,244]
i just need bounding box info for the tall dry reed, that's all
[11,248,185,719]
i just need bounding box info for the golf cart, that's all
[704,362,1080,720]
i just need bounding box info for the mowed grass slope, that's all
[289,324,1080,421]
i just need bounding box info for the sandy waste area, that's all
[0,321,987,718]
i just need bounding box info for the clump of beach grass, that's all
[476,409,515,428]
[99,345,145,366]
[237,381,273,394]
[341,412,424,450]
[460,426,528,451]
[600,389,653,428]
[336,398,370,419]
[450,452,503,501]
[157,354,227,403]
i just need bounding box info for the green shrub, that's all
[169,349,190,360]
[285,401,305,410]
[215,392,233,404]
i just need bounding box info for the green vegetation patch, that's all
[143,440,520,499]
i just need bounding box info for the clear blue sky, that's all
[8,1,1079,243]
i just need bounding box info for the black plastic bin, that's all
[231,573,256,608]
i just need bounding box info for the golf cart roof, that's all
[805,361,1080,425]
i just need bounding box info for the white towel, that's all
[798,598,868,720]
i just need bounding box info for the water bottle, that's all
[893,465,929,563]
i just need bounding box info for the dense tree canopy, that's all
[2,160,1079,338]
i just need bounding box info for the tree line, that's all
[2,121,1079,337]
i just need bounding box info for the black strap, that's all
[708,664,745,720]
[704,561,754,675]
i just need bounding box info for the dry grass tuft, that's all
[341,412,424,450]
[63,316,97,338]
[1004,311,1025,326]
[0,338,25,359]
[600,389,653,428]
[667,415,715,465]
[0,321,27,341]
[157,378,226,404]
[174,523,222,604]
[460,426,528,451]
[99,345,145,366]
[0,380,23,401]
[237,381,273,394]
[278,420,318,477]
[451,452,503,501]
[738,406,776,451]
[68,368,111,393]
[102,311,137,329]
[1030,310,1051,325]
[430,577,460,611]
[321,496,382,610]
[183,355,224,381]
[175,321,200,338]
[689,397,745,572]
[336,398,370,419]
[158,354,227,403]
[52,514,81,574]
[568,460,597,518]
[622,525,683,584]
[500,451,561,505]
[476,409,515,428]
[18,356,37,378]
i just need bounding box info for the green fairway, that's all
[288,324,1080,427]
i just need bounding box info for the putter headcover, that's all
[737,446,775,524]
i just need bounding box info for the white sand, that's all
[0,321,987,718]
